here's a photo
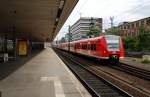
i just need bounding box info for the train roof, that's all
[60,34,120,44]
[72,35,120,43]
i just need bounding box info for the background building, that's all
[119,17,150,37]
[107,17,150,37]
[106,17,150,37]
[70,17,102,41]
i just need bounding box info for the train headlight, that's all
[112,55,118,59]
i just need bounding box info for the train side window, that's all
[85,44,87,49]
[83,44,84,49]
[77,44,79,49]
[84,44,86,49]
[82,44,84,49]
[78,44,80,49]
[90,44,96,51]
[91,44,93,50]
[90,44,92,50]
[86,44,87,49]
[88,44,89,50]
[74,44,76,49]
[94,44,96,50]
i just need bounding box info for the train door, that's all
[74,42,77,53]
[87,41,91,55]
[96,39,101,56]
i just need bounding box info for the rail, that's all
[54,48,132,97]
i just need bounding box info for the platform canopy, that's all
[0,0,78,42]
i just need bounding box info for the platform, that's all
[120,57,150,71]
[0,48,91,97]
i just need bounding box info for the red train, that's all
[57,35,124,63]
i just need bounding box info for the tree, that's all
[105,27,120,35]
[123,24,150,52]
[123,36,137,51]
[137,24,150,51]
[87,27,101,38]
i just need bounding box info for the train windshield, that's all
[105,35,120,51]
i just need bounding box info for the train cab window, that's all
[106,35,120,51]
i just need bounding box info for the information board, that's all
[18,41,27,56]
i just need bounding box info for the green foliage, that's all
[123,24,150,52]
[123,36,137,51]
[105,27,120,35]
[137,25,150,51]
[87,27,101,37]
[141,59,150,63]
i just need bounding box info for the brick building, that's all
[118,17,150,37]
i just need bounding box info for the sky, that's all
[54,0,150,40]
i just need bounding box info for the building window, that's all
[146,18,150,25]
[127,25,130,29]
[141,20,144,25]
[124,26,126,29]
[132,23,134,28]
[136,22,139,27]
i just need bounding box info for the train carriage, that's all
[57,35,124,63]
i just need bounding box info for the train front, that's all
[105,35,124,63]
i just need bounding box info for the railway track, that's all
[56,49,150,81]
[110,63,150,81]
[54,48,132,97]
